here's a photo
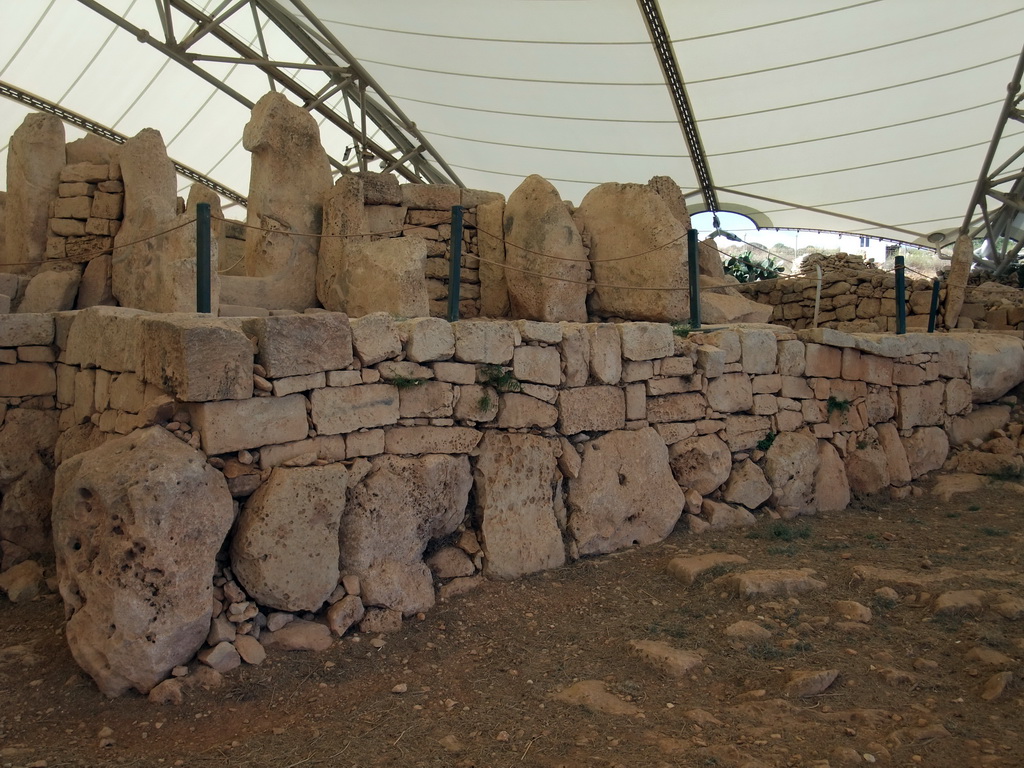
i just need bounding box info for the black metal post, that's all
[927,278,941,333]
[687,228,701,330]
[895,253,906,335]
[196,202,212,313]
[447,205,464,323]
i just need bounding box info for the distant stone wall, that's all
[736,265,1024,333]
[3,308,1024,695]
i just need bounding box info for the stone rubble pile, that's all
[800,251,877,275]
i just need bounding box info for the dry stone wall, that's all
[737,261,1024,334]
[0,304,1022,695]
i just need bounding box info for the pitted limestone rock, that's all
[52,427,233,696]
[340,454,471,616]
[567,427,684,556]
[231,464,347,612]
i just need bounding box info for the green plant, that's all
[756,431,777,451]
[480,364,521,393]
[477,393,493,412]
[391,376,425,389]
[826,396,851,414]
[723,251,785,283]
[993,465,1024,482]
[980,526,1009,537]
[671,321,691,338]
[747,521,811,542]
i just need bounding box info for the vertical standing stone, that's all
[502,175,587,322]
[943,234,972,329]
[477,198,509,318]
[242,92,332,311]
[316,175,367,311]
[112,131,218,312]
[3,114,66,273]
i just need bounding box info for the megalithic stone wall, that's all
[0,307,1023,695]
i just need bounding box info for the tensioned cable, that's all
[753,178,976,213]
[687,9,1023,85]
[386,54,1016,126]
[413,101,1003,162]
[58,0,139,108]
[357,57,662,86]
[319,1,883,47]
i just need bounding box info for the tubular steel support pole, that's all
[196,202,212,313]
[895,254,906,335]
[447,205,464,323]
[927,279,941,333]
[687,228,701,329]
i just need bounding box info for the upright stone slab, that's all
[231,465,347,612]
[243,312,352,377]
[502,175,587,322]
[337,237,429,318]
[316,175,367,311]
[763,431,819,517]
[477,199,510,317]
[340,454,472,615]
[576,182,689,322]
[567,427,684,556]
[52,428,233,696]
[113,131,217,312]
[475,433,565,579]
[3,113,66,273]
[242,92,333,310]
[943,234,972,329]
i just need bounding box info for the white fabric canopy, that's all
[2,0,1023,247]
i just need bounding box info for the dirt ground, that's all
[1,482,1022,768]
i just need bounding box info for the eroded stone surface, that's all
[52,428,233,696]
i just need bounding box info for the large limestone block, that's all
[763,432,819,517]
[17,268,81,313]
[190,394,309,454]
[845,441,890,496]
[619,322,674,361]
[557,386,626,434]
[0,313,54,347]
[497,392,557,428]
[0,410,59,559]
[231,465,347,612]
[588,324,622,384]
[340,454,471,615]
[876,422,911,487]
[902,427,948,479]
[336,237,430,318]
[577,183,689,321]
[896,381,945,429]
[707,373,753,413]
[502,175,587,322]
[52,428,233,696]
[647,176,692,231]
[475,433,565,579]
[722,459,771,509]
[76,254,115,309]
[966,334,1024,402]
[513,345,561,386]
[310,383,398,435]
[567,427,684,555]
[738,328,778,374]
[113,131,218,313]
[64,306,146,372]
[814,441,850,513]
[948,404,1011,446]
[668,434,731,495]
[403,317,455,362]
[384,426,481,455]
[943,234,972,328]
[702,291,775,324]
[3,113,65,273]
[139,314,253,402]
[453,320,516,363]
[243,313,352,377]
[242,92,332,310]
[477,199,509,317]
[350,311,401,365]
[559,323,591,386]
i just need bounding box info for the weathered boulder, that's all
[702,289,775,324]
[876,422,912,487]
[965,334,1024,402]
[503,175,587,322]
[702,499,756,529]
[948,405,1011,446]
[763,432,818,517]
[576,182,689,322]
[668,434,731,495]
[902,426,949,479]
[0,410,59,564]
[340,455,471,615]
[567,427,684,556]
[845,439,890,496]
[231,465,347,612]
[474,432,565,579]
[242,92,332,310]
[3,113,65,273]
[18,267,82,313]
[722,459,772,509]
[52,427,233,696]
